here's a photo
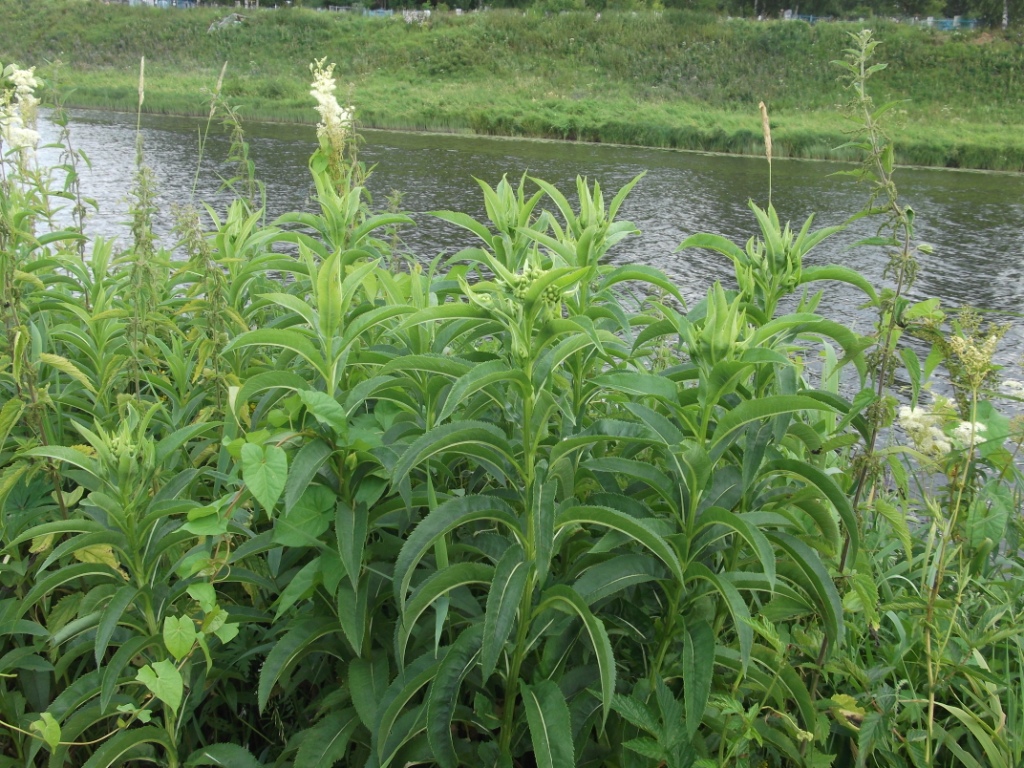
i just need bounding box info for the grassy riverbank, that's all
[5,0,1024,169]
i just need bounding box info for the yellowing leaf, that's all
[30,533,56,554]
[39,353,97,394]
[74,545,128,579]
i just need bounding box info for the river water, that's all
[36,109,1024,367]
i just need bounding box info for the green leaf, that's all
[393,494,520,609]
[765,458,858,568]
[81,726,173,768]
[94,584,139,664]
[535,585,616,726]
[30,712,61,750]
[223,328,326,380]
[295,709,360,768]
[233,371,311,415]
[766,532,844,651]
[101,634,157,713]
[573,554,663,604]
[274,484,334,547]
[481,545,530,680]
[399,562,493,663]
[350,655,390,729]
[391,421,516,490]
[163,616,197,661]
[0,398,25,448]
[711,395,839,454]
[873,498,913,561]
[241,442,288,511]
[437,360,528,424]
[427,624,484,768]
[275,557,322,619]
[521,680,575,768]
[683,620,714,739]
[137,659,183,713]
[372,649,442,766]
[185,743,264,767]
[258,617,337,713]
[554,505,683,582]
[597,264,685,307]
[694,509,776,590]
[299,390,348,436]
[187,583,217,613]
[592,371,678,402]
[336,501,367,591]
[797,265,878,303]
[284,439,333,512]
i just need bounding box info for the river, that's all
[36,108,1024,368]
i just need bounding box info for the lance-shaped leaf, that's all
[682,620,714,739]
[391,421,517,490]
[764,458,858,568]
[223,328,328,382]
[481,545,530,680]
[350,656,390,729]
[81,727,174,768]
[535,585,615,726]
[694,508,776,590]
[521,680,575,768]
[258,616,338,712]
[555,505,683,582]
[427,624,484,768]
[685,562,753,671]
[766,531,844,651]
[185,743,264,767]
[393,494,521,608]
[373,649,443,766]
[399,563,493,663]
[294,709,360,768]
[710,395,839,457]
[94,584,139,664]
[437,360,529,424]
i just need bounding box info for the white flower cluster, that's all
[1,64,41,162]
[952,420,986,448]
[1000,379,1024,397]
[898,405,951,457]
[309,59,352,154]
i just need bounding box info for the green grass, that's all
[7,0,1024,169]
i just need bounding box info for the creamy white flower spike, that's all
[309,58,352,154]
[1,64,41,163]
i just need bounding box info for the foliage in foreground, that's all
[2,33,1024,768]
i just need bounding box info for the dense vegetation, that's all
[2,32,1024,768]
[5,0,1024,169]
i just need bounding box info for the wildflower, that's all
[309,58,352,156]
[1,64,41,163]
[898,404,951,457]
[1000,379,1024,397]
[952,420,986,448]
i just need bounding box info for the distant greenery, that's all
[5,0,1024,169]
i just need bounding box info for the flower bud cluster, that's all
[507,264,541,300]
